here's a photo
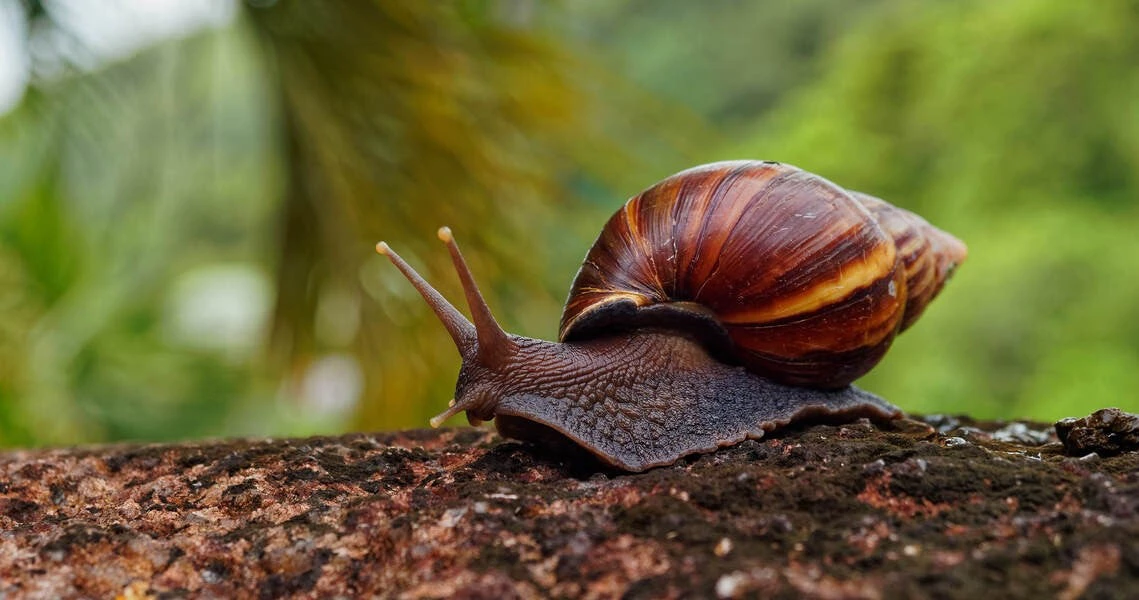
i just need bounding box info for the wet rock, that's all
[943,436,969,448]
[1055,408,1139,457]
[992,422,1054,446]
[0,417,1136,598]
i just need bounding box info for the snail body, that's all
[376,161,965,471]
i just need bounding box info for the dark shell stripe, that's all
[688,169,815,301]
[684,169,899,339]
[725,269,906,355]
[735,335,897,388]
[630,172,688,298]
[708,215,891,322]
[715,237,898,327]
[669,166,760,298]
[692,170,796,300]
[584,209,660,299]
[623,195,670,297]
[680,164,781,298]
[669,167,733,297]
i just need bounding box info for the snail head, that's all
[376,228,520,427]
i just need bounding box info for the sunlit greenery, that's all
[1,0,1136,447]
[733,0,1139,419]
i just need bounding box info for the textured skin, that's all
[559,160,965,389]
[462,331,901,472]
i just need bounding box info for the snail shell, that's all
[559,160,966,389]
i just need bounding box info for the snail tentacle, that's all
[375,241,475,354]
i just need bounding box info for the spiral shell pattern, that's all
[559,160,966,389]
[850,191,967,331]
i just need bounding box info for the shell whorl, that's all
[850,191,967,331]
[559,160,965,389]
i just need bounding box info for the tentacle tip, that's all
[437,226,453,243]
[430,401,465,428]
[375,241,391,256]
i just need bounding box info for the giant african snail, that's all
[375,160,966,471]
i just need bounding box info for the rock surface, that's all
[1056,408,1139,457]
[1,414,1137,599]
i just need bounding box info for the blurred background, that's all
[1,0,1137,448]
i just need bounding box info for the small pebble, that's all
[954,426,990,439]
[862,459,886,474]
[894,457,928,476]
[670,487,690,501]
[944,437,968,448]
[992,422,1052,445]
[923,414,961,434]
[716,572,747,598]
[715,568,777,599]
[439,507,467,527]
[714,537,733,557]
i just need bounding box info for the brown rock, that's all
[1,416,1137,599]
[1056,408,1139,457]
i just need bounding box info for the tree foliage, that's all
[735,0,1139,418]
[245,1,710,432]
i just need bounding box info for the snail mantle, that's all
[1,412,1137,598]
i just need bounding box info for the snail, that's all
[375,160,966,471]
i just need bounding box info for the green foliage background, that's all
[1,0,1136,447]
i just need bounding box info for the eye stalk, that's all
[376,228,517,427]
[374,240,476,355]
[435,227,517,365]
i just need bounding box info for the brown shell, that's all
[558,160,966,389]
